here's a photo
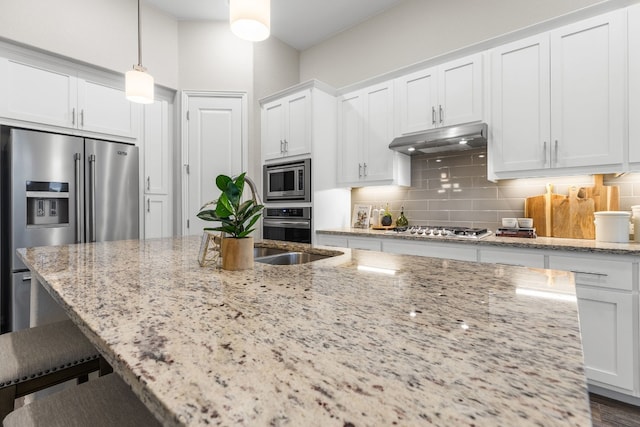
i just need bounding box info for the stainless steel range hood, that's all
[389,122,488,155]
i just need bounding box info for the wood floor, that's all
[590,393,640,427]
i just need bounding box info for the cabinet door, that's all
[550,11,625,168]
[395,67,438,135]
[438,53,483,127]
[629,4,640,164]
[0,58,76,128]
[362,81,395,182]
[491,35,551,173]
[337,91,363,185]
[143,100,169,195]
[284,89,311,158]
[77,78,138,138]
[262,99,286,161]
[574,286,634,391]
[144,195,171,239]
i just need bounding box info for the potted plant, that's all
[197,172,263,270]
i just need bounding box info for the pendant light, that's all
[125,0,154,104]
[229,0,271,42]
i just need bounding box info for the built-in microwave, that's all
[263,158,311,203]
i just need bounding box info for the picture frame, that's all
[352,204,372,229]
[198,231,221,267]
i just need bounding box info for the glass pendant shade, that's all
[230,0,271,42]
[126,66,154,104]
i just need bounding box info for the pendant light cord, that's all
[137,0,143,67]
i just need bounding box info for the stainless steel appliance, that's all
[389,122,488,155]
[0,127,139,333]
[263,207,311,243]
[386,225,492,239]
[263,158,311,203]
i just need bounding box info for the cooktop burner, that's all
[385,225,492,239]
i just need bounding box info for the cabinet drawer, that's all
[383,240,477,262]
[548,255,634,291]
[316,234,348,248]
[479,248,545,268]
[348,237,382,251]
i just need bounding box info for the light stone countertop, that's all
[318,228,640,256]
[18,237,590,426]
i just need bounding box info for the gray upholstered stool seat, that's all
[3,373,162,427]
[0,320,103,420]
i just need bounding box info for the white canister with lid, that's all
[594,211,631,243]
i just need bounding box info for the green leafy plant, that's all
[196,173,264,238]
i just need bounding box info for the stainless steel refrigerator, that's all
[0,127,139,333]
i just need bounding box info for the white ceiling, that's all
[146,0,404,50]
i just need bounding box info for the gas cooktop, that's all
[384,225,492,240]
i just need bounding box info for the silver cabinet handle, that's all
[439,105,444,124]
[147,198,151,213]
[363,162,367,176]
[358,163,362,177]
[284,139,288,153]
[72,108,76,126]
[22,273,32,282]
[554,140,558,166]
[432,106,436,125]
[74,153,82,243]
[280,139,284,153]
[147,176,150,190]
[88,154,96,242]
[80,109,84,127]
[543,141,548,167]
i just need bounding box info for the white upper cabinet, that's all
[629,4,640,166]
[338,81,410,187]
[395,53,483,136]
[550,11,625,169]
[490,10,626,178]
[261,89,311,162]
[0,56,138,139]
[491,34,551,173]
[0,58,77,128]
[77,78,138,138]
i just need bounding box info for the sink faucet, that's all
[244,175,263,206]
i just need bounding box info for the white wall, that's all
[299,0,602,88]
[0,0,179,88]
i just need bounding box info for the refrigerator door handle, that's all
[74,153,82,243]
[88,154,96,242]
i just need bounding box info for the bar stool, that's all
[3,373,162,427]
[0,319,103,420]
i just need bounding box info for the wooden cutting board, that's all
[524,184,564,237]
[552,186,595,239]
[584,174,620,212]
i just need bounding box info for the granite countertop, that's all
[18,237,590,426]
[318,228,640,255]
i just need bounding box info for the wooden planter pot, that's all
[221,236,254,270]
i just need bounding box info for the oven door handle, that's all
[263,219,311,229]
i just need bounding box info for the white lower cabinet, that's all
[317,234,348,248]
[348,237,382,251]
[548,254,637,395]
[383,240,476,262]
[144,195,171,240]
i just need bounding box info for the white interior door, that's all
[182,92,246,236]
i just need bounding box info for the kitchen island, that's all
[18,237,590,426]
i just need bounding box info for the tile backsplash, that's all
[351,148,640,231]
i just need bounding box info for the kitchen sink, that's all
[253,247,289,258]
[255,251,333,265]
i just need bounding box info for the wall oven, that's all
[262,207,311,244]
[263,158,310,203]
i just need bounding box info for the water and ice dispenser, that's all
[25,181,69,227]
